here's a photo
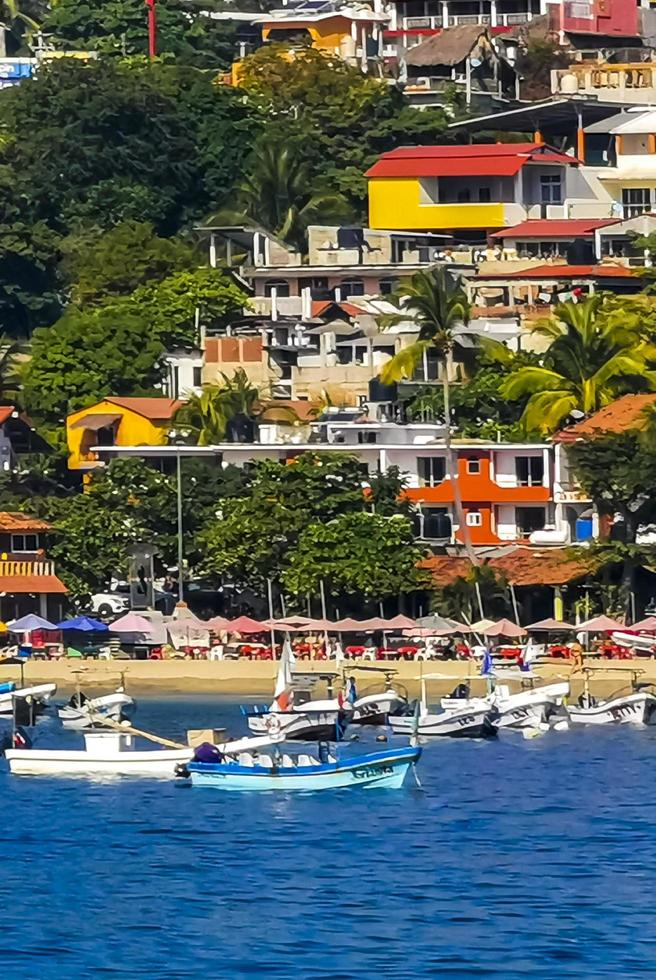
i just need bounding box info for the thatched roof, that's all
[406,24,487,68]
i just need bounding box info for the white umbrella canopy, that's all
[527,618,576,631]
[469,618,497,633]
[576,615,626,633]
[111,612,154,633]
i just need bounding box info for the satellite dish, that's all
[469,57,482,68]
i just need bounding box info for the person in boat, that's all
[192,742,224,763]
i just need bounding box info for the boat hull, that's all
[350,693,406,727]
[5,747,192,777]
[187,747,420,791]
[390,708,497,738]
[247,710,344,741]
[58,693,136,730]
[0,683,57,715]
[567,692,656,726]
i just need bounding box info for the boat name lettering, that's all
[352,764,393,779]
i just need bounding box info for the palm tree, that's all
[378,266,478,562]
[0,0,41,56]
[211,141,351,253]
[173,369,261,446]
[501,295,656,435]
[0,334,26,405]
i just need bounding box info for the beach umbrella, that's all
[576,615,625,633]
[206,615,232,632]
[228,615,267,634]
[9,614,58,632]
[385,615,417,630]
[527,618,575,631]
[111,612,154,634]
[469,618,497,633]
[630,616,656,633]
[483,619,527,638]
[56,616,108,632]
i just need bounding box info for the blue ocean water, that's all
[1,697,655,980]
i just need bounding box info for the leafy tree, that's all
[60,220,198,306]
[0,333,26,404]
[214,140,352,251]
[0,0,42,56]
[0,59,259,238]
[43,0,237,66]
[501,295,656,435]
[174,369,261,445]
[237,45,449,214]
[200,453,406,590]
[379,267,477,562]
[282,512,427,600]
[22,306,166,422]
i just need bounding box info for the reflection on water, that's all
[1,697,656,979]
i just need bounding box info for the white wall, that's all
[495,504,517,541]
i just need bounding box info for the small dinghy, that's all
[567,668,656,726]
[178,743,421,791]
[58,691,136,730]
[389,673,498,739]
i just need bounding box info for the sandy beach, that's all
[6,656,656,699]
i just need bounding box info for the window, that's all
[457,188,471,203]
[466,458,481,475]
[11,534,38,552]
[379,277,397,295]
[516,507,546,537]
[193,367,202,388]
[358,431,378,445]
[540,174,562,204]
[466,511,482,527]
[263,279,290,298]
[417,456,446,487]
[622,188,651,219]
[516,456,544,487]
[341,278,365,297]
[478,187,491,203]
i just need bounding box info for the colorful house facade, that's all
[66,397,181,470]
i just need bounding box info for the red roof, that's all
[365,143,579,179]
[105,397,182,421]
[490,219,619,240]
[311,301,362,318]
[0,575,67,594]
[421,548,592,588]
[0,512,51,533]
[491,264,636,280]
[0,406,14,425]
[557,394,656,443]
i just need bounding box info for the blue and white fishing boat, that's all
[178,744,421,791]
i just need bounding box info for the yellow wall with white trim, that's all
[368,177,506,231]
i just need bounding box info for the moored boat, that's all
[389,672,498,739]
[566,667,656,726]
[179,744,421,791]
[58,691,136,730]
[0,682,56,716]
[5,730,191,776]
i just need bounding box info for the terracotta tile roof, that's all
[0,405,15,425]
[421,548,592,587]
[490,219,619,240]
[311,301,363,319]
[0,512,51,533]
[494,264,635,280]
[105,397,182,421]
[556,394,656,443]
[0,574,67,594]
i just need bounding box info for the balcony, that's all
[552,63,656,104]
[553,483,591,505]
[401,15,443,29]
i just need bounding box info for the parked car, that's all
[90,589,130,618]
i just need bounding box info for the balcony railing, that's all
[401,15,443,29]
[552,63,656,98]
[0,559,57,576]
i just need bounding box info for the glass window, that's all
[417,456,446,487]
[515,456,544,486]
[622,188,651,219]
[540,174,562,204]
[478,187,491,203]
[457,188,471,203]
[358,431,377,444]
[341,279,365,296]
[516,507,545,537]
[263,280,290,298]
[466,511,482,527]
[192,367,202,387]
[466,458,481,474]
[11,534,38,552]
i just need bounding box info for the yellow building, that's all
[366,143,586,239]
[66,397,181,470]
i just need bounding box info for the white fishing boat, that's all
[58,691,136,730]
[4,729,280,778]
[0,682,57,716]
[441,675,570,730]
[179,744,421,791]
[566,667,656,726]
[342,667,408,726]
[244,640,346,740]
[389,673,498,739]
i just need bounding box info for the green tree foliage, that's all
[237,46,449,214]
[60,220,198,306]
[43,0,237,66]
[501,295,656,435]
[174,369,261,445]
[282,512,426,599]
[23,268,247,421]
[200,453,414,598]
[214,140,351,252]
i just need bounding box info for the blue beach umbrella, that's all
[55,616,108,632]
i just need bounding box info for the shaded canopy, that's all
[9,614,58,632]
[228,615,268,634]
[576,615,625,633]
[631,616,656,633]
[484,619,527,638]
[527,617,575,631]
[56,616,108,632]
[111,612,154,634]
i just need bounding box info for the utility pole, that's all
[145,0,156,59]
[176,452,184,603]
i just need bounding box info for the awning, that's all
[0,575,68,595]
[70,413,120,431]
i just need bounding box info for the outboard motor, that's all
[450,683,470,700]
